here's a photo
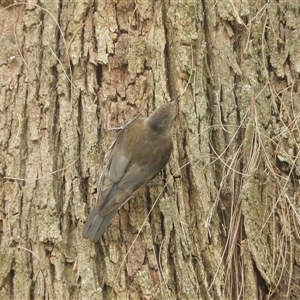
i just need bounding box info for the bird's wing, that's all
[100,142,172,215]
[118,147,172,193]
[94,119,141,213]
[95,142,131,211]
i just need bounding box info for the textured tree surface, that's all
[0,1,300,299]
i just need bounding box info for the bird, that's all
[82,96,179,242]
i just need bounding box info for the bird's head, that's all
[146,96,180,134]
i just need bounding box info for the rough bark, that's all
[0,0,299,299]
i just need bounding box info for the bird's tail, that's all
[82,207,118,242]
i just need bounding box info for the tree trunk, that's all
[0,1,299,299]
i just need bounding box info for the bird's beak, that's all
[172,95,181,105]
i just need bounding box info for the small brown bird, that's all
[82,97,179,242]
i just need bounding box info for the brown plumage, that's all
[82,97,179,242]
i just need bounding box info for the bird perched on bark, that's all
[82,96,179,242]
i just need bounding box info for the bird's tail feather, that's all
[82,207,118,242]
